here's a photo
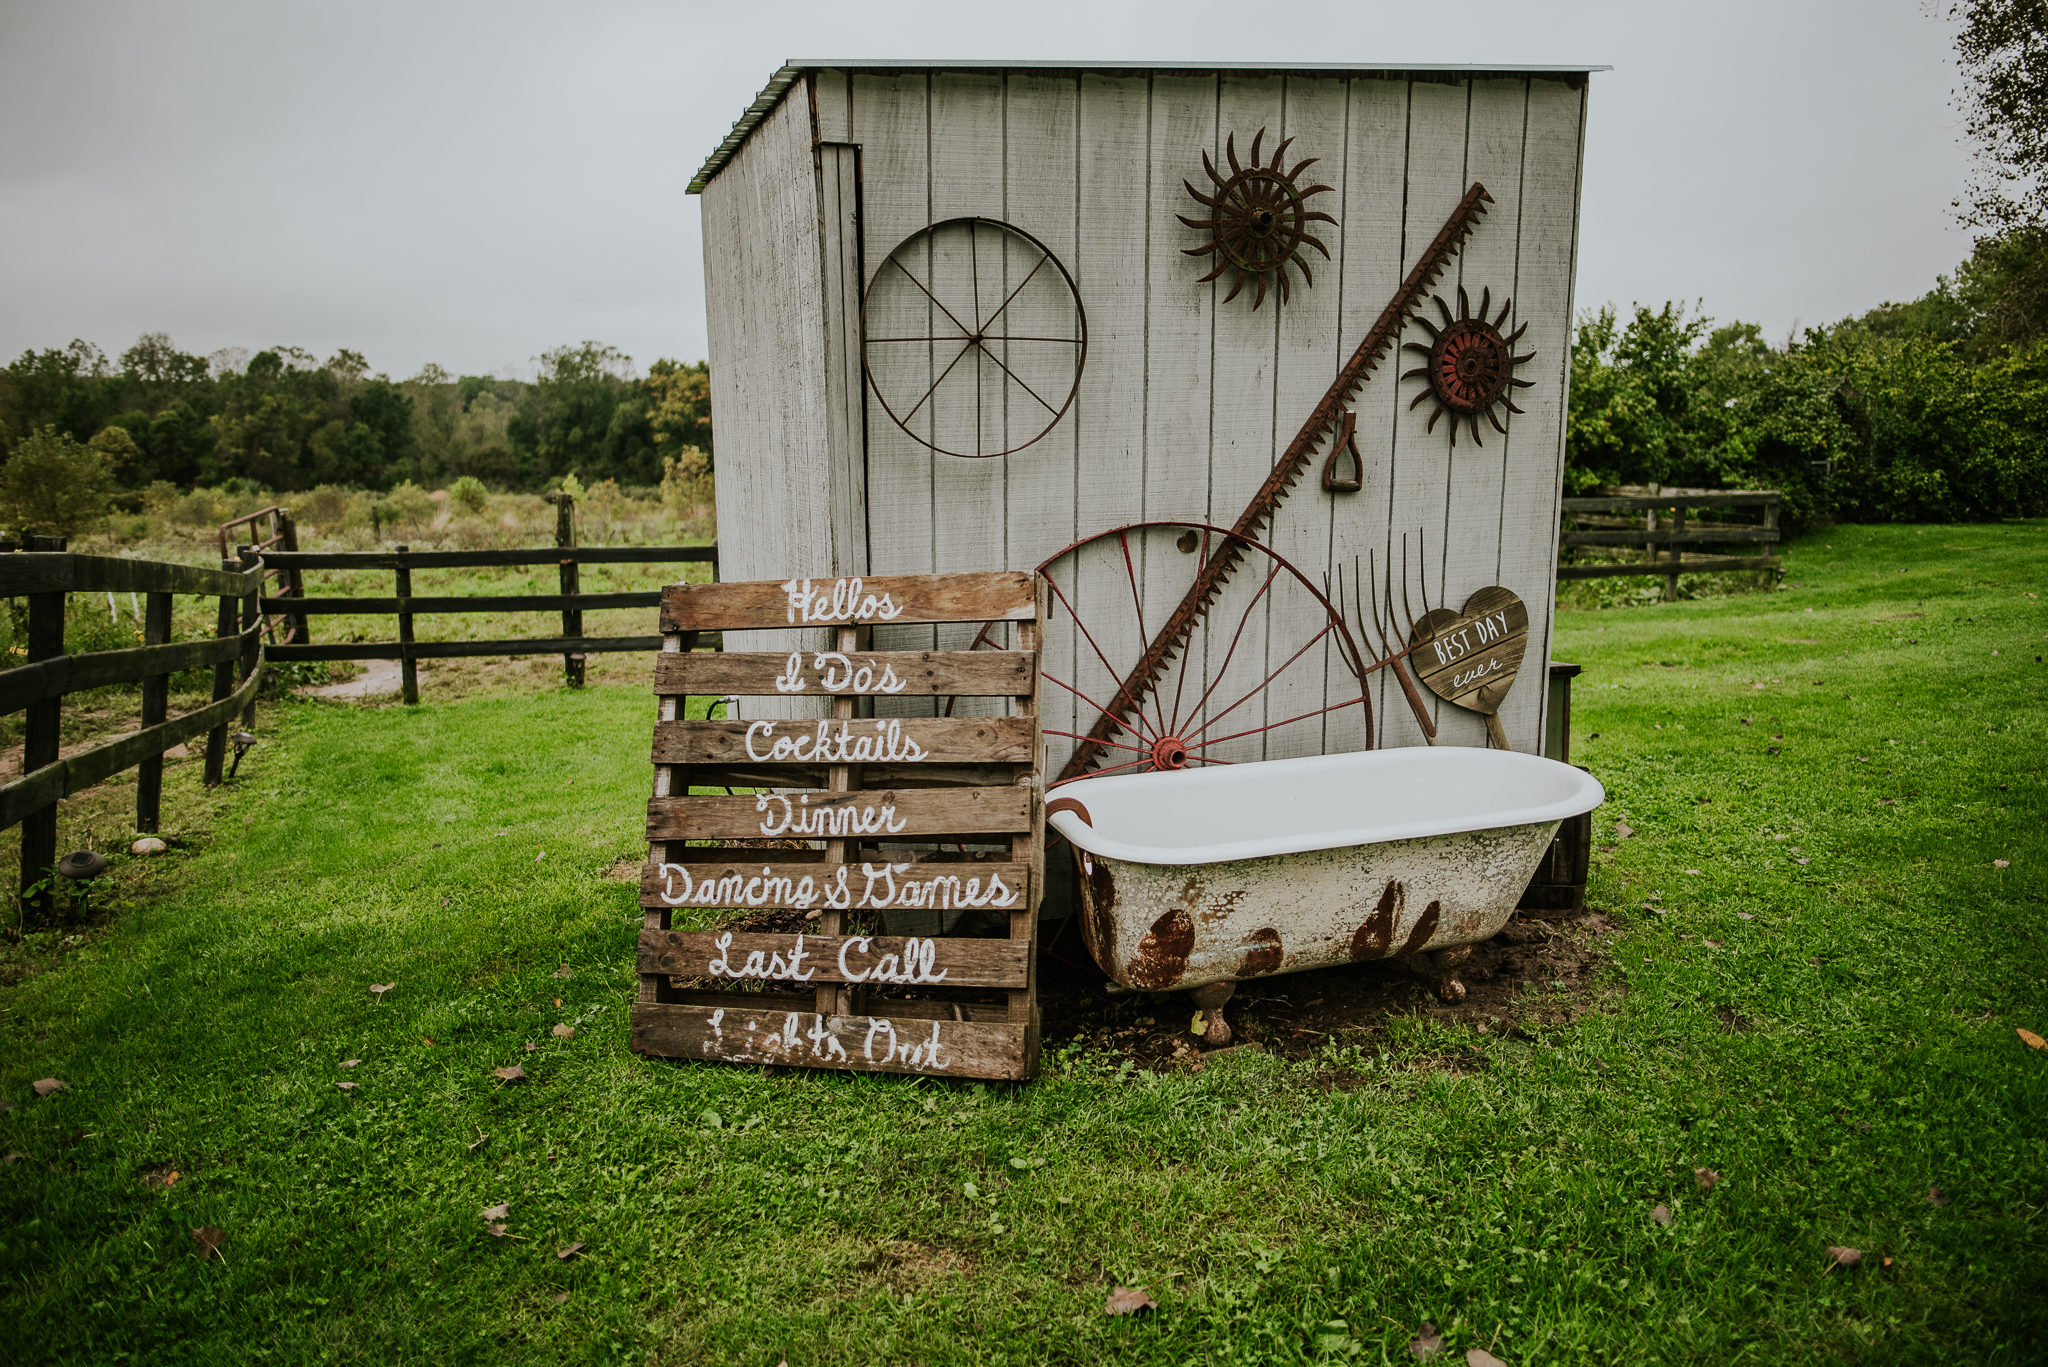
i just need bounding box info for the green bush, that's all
[448,475,488,513]
[2,425,117,537]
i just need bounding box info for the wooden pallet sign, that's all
[632,571,1047,1081]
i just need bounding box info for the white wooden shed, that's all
[692,60,1598,768]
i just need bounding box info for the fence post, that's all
[1665,506,1686,602]
[554,495,583,688]
[136,591,173,833]
[205,559,236,786]
[238,546,261,727]
[20,535,67,917]
[280,509,309,645]
[395,545,418,705]
[1761,496,1780,589]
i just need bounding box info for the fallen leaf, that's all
[1827,1245,1863,1271]
[485,1223,509,1238]
[1650,1203,1673,1226]
[1704,939,1722,949]
[1467,1351,1508,1367]
[1684,868,1702,875]
[2017,1028,2045,1051]
[556,1242,584,1260]
[482,1203,510,1219]
[191,1226,226,1262]
[552,1024,574,1039]
[1615,822,1635,839]
[1409,1322,1445,1359]
[336,1081,357,1091]
[1794,858,1811,866]
[369,982,395,996]
[1994,859,2010,868]
[1695,1168,1721,1189]
[165,1170,180,1186]
[5,1152,26,1164]
[1104,1285,1156,1316]
[535,852,545,862]
[467,1131,490,1153]
[550,1292,569,1305]
[493,1065,527,1083]
[339,1060,360,1069]
[32,1078,65,1097]
[423,1038,435,1046]
[552,997,562,1007]
[524,1042,536,1053]
[1737,912,1754,920]
[552,965,572,980]
[1927,1185,1951,1207]
[1883,1255,1893,1267]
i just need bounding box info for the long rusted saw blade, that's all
[1059,181,1495,781]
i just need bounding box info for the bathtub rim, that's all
[1047,748,1604,866]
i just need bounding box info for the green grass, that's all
[2,523,2044,1365]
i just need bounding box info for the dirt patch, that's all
[857,1241,975,1291]
[603,858,644,883]
[1036,906,1621,1069]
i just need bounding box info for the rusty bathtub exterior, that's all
[1073,821,1558,991]
[1049,748,1604,993]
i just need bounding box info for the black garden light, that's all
[229,731,257,780]
[57,850,108,919]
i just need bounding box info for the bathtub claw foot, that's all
[1400,946,1473,1005]
[1190,982,1235,1048]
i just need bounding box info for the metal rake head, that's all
[1329,530,1443,675]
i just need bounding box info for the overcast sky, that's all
[0,0,1972,380]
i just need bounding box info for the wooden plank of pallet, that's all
[647,785,1032,841]
[651,716,1036,766]
[655,649,1034,699]
[640,860,1031,915]
[637,928,1030,988]
[631,1001,1029,1078]
[661,572,1036,632]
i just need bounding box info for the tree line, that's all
[0,336,711,499]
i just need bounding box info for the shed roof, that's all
[688,59,1610,193]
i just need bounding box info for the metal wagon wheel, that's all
[1026,522,1373,788]
[861,216,1087,460]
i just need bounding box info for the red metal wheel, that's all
[1029,522,1373,787]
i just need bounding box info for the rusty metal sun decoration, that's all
[1179,129,1336,309]
[1402,286,1535,447]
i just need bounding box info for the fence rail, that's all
[258,540,719,702]
[2,532,718,917]
[1,538,267,916]
[1556,488,1782,600]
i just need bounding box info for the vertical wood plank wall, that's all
[701,69,1587,753]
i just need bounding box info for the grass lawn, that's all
[2,522,2043,1365]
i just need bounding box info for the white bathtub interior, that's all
[1048,747,1606,866]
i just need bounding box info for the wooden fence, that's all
[261,543,720,703]
[1,538,268,914]
[1557,488,1782,600]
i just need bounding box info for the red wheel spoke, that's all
[1041,670,1161,741]
[1165,526,1212,736]
[1041,728,1152,756]
[1113,531,1170,742]
[1171,562,1284,737]
[1188,693,1368,751]
[1184,620,1337,744]
[1042,577,1163,743]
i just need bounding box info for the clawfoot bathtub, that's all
[1049,748,1605,1008]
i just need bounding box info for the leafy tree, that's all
[2,426,116,536]
[1947,0,2048,231]
[646,359,713,470]
[507,343,660,486]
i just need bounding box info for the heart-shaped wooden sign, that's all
[1408,586,1528,747]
